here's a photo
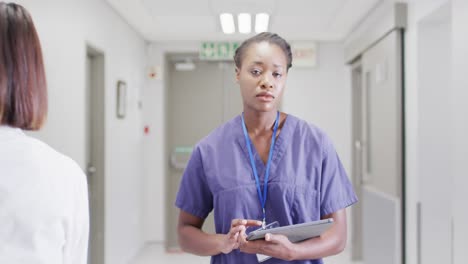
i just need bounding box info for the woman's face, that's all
[236,42,288,113]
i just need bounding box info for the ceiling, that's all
[105,0,381,42]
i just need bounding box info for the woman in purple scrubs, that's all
[175,32,357,263]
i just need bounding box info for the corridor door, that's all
[351,61,363,261]
[85,48,105,264]
[165,57,242,249]
[353,29,404,264]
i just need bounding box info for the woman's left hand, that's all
[239,233,297,261]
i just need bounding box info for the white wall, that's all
[283,42,351,173]
[451,1,468,263]
[16,0,147,263]
[405,1,468,264]
[404,1,450,263]
[417,4,452,263]
[143,41,200,242]
[142,41,351,243]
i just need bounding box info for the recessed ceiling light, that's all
[238,13,251,34]
[255,13,269,33]
[220,13,235,34]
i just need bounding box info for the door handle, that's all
[355,140,362,150]
[355,140,370,184]
[87,165,96,174]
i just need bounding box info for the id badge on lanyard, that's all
[241,111,280,229]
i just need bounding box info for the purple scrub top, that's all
[175,114,358,264]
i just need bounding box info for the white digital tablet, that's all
[247,218,334,243]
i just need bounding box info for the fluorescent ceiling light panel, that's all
[238,13,251,34]
[220,13,235,34]
[255,13,269,33]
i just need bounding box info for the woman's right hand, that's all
[220,219,263,254]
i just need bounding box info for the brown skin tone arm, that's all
[177,210,262,256]
[239,209,348,261]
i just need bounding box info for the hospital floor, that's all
[131,242,362,264]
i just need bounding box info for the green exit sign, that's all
[200,42,240,61]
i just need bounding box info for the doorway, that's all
[165,54,242,249]
[351,30,405,264]
[85,46,106,264]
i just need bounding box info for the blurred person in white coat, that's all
[0,2,89,263]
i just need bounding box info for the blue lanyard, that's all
[241,111,280,228]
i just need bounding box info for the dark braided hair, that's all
[234,32,293,71]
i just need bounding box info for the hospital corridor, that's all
[1,0,468,264]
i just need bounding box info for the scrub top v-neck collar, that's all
[236,113,294,180]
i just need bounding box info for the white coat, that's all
[0,125,89,264]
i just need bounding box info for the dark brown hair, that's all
[234,32,293,71]
[0,2,47,130]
